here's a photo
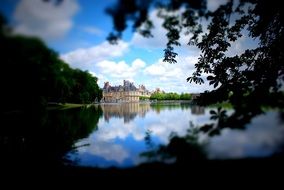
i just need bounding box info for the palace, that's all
[102,80,152,103]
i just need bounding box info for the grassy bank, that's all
[47,103,88,110]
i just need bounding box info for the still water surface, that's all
[68,103,284,168]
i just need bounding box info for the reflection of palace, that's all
[101,103,151,123]
[191,106,205,115]
[102,80,151,103]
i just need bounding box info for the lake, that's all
[67,102,284,168]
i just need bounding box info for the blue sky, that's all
[0,0,257,93]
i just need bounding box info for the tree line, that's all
[150,92,191,100]
[0,15,102,112]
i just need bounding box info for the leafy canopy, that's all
[0,15,102,111]
[107,0,284,130]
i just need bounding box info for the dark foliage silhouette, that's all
[141,122,207,164]
[107,0,284,133]
[1,106,102,167]
[0,12,103,172]
[0,14,102,113]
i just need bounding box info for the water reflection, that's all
[71,103,284,168]
[208,112,284,159]
[191,105,205,115]
[141,123,207,164]
[101,102,193,123]
[101,103,151,123]
[1,106,102,167]
[4,103,282,169]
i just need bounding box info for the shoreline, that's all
[47,100,195,110]
[100,100,193,105]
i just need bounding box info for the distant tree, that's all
[150,92,165,100]
[150,92,187,100]
[139,96,150,100]
[107,0,284,131]
[180,93,191,100]
[0,14,102,111]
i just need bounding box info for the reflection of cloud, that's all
[147,109,210,143]
[72,103,284,168]
[77,140,128,164]
[95,119,145,141]
[73,105,211,167]
[99,105,211,144]
[208,112,284,159]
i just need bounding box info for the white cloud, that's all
[96,58,146,81]
[129,8,213,93]
[60,40,129,70]
[130,8,205,49]
[143,56,212,93]
[82,26,103,36]
[144,58,188,78]
[227,31,259,56]
[132,59,146,69]
[61,41,208,93]
[13,0,79,40]
[131,10,167,49]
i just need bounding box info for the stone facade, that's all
[191,93,201,100]
[102,80,151,103]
